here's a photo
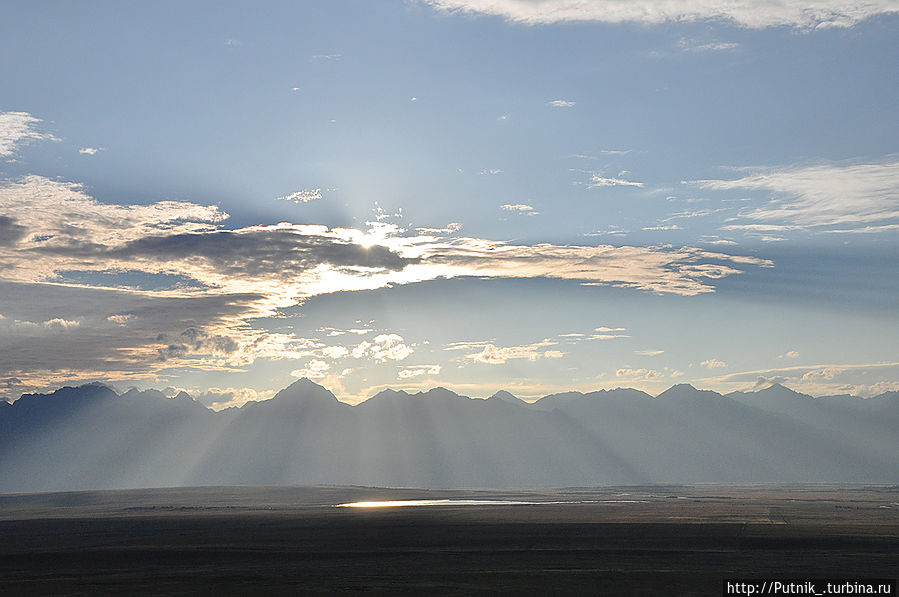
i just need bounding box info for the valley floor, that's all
[0,484,896,595]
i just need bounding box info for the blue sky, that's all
[1,0,897,406]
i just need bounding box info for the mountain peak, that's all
[47,382,119,402]
[420,387,464,400]
[487,390,528,407]
[669,383,698,392]
[758,382,808,397]
[655,383,723,402]
[489,390,517,400]
[268,378,338,406]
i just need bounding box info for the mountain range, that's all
[1,379,896,492]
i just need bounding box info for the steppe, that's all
[1,484,896,595]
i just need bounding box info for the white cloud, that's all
[591,326,628,340]
[467,339,556,364]
[501,203,538,215]
[78,147,102,155]
[321,346,349,359]
[616,368,661,379]
[801,367,842,381]
[677,38,739,52]
[291,359,330,379]
[780,350,800,359]
[588,174,644,188]
[416,222,463,235]
[559,327,629,341]
[480,168,503,175]
[665,207,729,221]
[590,332,629,340]
[321,327,373,337]
[278,188,322,203]
[584,227,628,237]
[693,159,899,229]
[194,386,271,410]
[543,350,564,358]
[635,349,664,356]
[700,358,727,368]
[398,364,442,379]
[107,314,133,326]
[548,99,576,107]
[0,175,771,301]
[353,334,413,362]
[43,318,79,329]
[422,0,898,29]
[497,113,510,121]
[816,224,899,234]
[0,111,58,157]
[311,53,342,60]
[642,225,681,231]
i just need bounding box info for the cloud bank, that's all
[423,0,898,29]
[0,174,771,393]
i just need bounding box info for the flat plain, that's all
[0,484,896,595]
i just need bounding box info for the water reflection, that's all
[335,499,650,508]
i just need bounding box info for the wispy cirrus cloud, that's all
[548,99,576,107]
[0,111,58,157]
[588,174,644,188]
[590,326,629,340]
[692,159,899,231]
[191,386,274,410]
[278,188,322,203]
[422,0,898,29]
[676,37,739,52]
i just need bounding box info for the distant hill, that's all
[1,379,896,491]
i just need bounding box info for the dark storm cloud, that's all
[0,281,269,395]
[156,327,241,361]
[103,229,418,275]
[0,216,27,246]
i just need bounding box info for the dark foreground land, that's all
[0,485,896,596]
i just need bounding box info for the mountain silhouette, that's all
[1,380,896,491]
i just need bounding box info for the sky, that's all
[1,0,897,407]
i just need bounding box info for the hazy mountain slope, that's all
[2,380,897,491]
